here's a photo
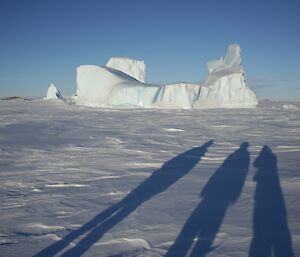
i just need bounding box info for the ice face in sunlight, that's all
[44,83,62,100]
[106,57,146,83]
[75,65,145,108]
[207,44,243,74]
[200,44,257,108]
[75,44,258,109]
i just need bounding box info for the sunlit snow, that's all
[0,99,299,257]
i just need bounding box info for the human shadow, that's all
[33,140,213,257]
[165,142,250,257]
[248,145,295,257]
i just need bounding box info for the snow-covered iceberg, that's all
[75,44,258,109]
[44,83,62,100]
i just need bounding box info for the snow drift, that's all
[44,83,62,100]
[75,44,258,109]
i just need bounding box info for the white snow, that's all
[45,183,87,188]
[15,223,65,236]
[75,44,258,109]
[44,83,62,100]
[283,104,299,110]
[106,57,146,83]
[0,99,299,257]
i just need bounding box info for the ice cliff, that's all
[75,44,258,109]
[44,83,62,100]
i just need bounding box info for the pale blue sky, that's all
[0,0,299,100]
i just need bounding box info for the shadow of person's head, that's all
[253,145,277,181]
[240,142,250,149]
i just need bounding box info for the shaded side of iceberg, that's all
[75,44,258,109]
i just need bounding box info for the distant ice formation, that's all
[75,44,258,109]
[44,83,62,100]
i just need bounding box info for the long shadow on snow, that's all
[248,145,295,257]
[164,142,250,257]
[33,140,213,257]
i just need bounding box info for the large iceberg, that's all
[75,44,258,109]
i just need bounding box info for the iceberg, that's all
[75,44,258,109]
[44,83,62,100]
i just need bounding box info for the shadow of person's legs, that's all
[32,200,125,257]
[61,201,140,257]
[165,142,250,257]
[33,140,213,257]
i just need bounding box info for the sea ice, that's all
[0,99,299,257]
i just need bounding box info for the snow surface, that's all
[283,104,299,110]
[75,44,258,109]
[44,84,62,100]
[106,57,146,83]
[0,99,299,257]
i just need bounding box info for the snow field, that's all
[0,99,299,256]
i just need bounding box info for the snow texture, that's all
[76,44,257,109]
[44,83,62,100]
[106,57,146,83]
[0,99,299,257]
[283,104,299,110]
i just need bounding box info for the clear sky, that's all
[0,0,299,100]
